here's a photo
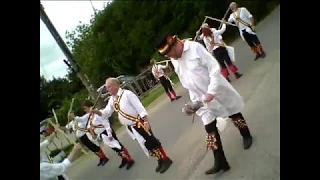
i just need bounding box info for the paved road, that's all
[67,6,280,180]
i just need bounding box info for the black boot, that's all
[204,131,230,175]
[232,118,253,150]
[97,158,103,166]
[175,96,182,100]
[99,158,109,166]
[118,159,127,168]
[159,158,173,174]
[126,160,135,170]
[205,151,230,174]
[155,160,163,172]
[254,54,261,61]
[226,77,231,82]
[234,72,243,79]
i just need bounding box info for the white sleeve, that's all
[213,24,226,35]
[100,99,114,119]
[74,114,89,123]
[227,14,234,23]
[151,67,157,78]
[198,34,204,40]
[126,90,148,118]
[40,140,50,151]
[196,43,221,96]
[40,159,71,178]
[65,121,74,129]
[242,7,253,19]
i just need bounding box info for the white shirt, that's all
[198,24,226,53]
[40,140,71,180]
[228,7,253,30]
[101,88,148,126]
[65,120,85,138]
[170,41,244,125]
[74,113,111,136]
[152,64,166,79]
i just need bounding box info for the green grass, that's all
[141,75,179,107]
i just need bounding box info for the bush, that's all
[52,90,89,126]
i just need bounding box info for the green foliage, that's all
[54,90,89,126]
[41,0,279,123]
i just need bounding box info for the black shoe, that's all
[175,96,182,100]
[226,77,231,82]
[97,159,103,166]
[243,136,253,150]
[126,160,135,170]
[261,52,266,58]
[234,72,243,79]
[205,151,230,175]
[100,158,109,166]
[155,160,163,172]
[170,98,175,102]
[159,158,173,174]
[118,159,127,168]
[254,54,261,61]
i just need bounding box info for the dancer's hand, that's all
[143,122,151,131]
[204,93,215,103]
[68,113,75,120]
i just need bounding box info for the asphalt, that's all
[67,6,280,180]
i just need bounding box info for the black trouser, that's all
[100,130,124,152]
[57,175,65,180]
[159,76,173,94]
[79,134,100,152]
[205,112,250,140]
[213,47,233,69]
[130,125,161,151]
[242,29,261,47]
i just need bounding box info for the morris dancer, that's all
[92,78,173,174]
[64,120,109,166]
[150,59,181,101]
[228,2,266,60]
[155,32,253,175]
[40,132,83,180]
[196,22,242,82]
[69,100,135,170]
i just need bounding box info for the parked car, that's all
[40,118,50,135]
[96,72,158,100]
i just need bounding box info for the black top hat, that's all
[155,32,177,56]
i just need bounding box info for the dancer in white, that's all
[228,2,266,60]
[155,32,253,175]
[40,132,83,180]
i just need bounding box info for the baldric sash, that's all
[233,8,254,31]
[113,90,151,136]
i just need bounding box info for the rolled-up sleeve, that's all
[40,158,71,178]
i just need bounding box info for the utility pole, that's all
[89,0,97,16]
[40,2,104,108]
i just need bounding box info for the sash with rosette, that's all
[114,90,151,136]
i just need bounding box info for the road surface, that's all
[67,6,280,180]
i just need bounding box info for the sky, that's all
[40,1,111,80]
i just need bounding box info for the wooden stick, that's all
[156,60,170,64]
[193,17,208,41]
[218,7,231,29]
[205,16,237,26]
[67,98,75,125]
[48,119,88,154]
